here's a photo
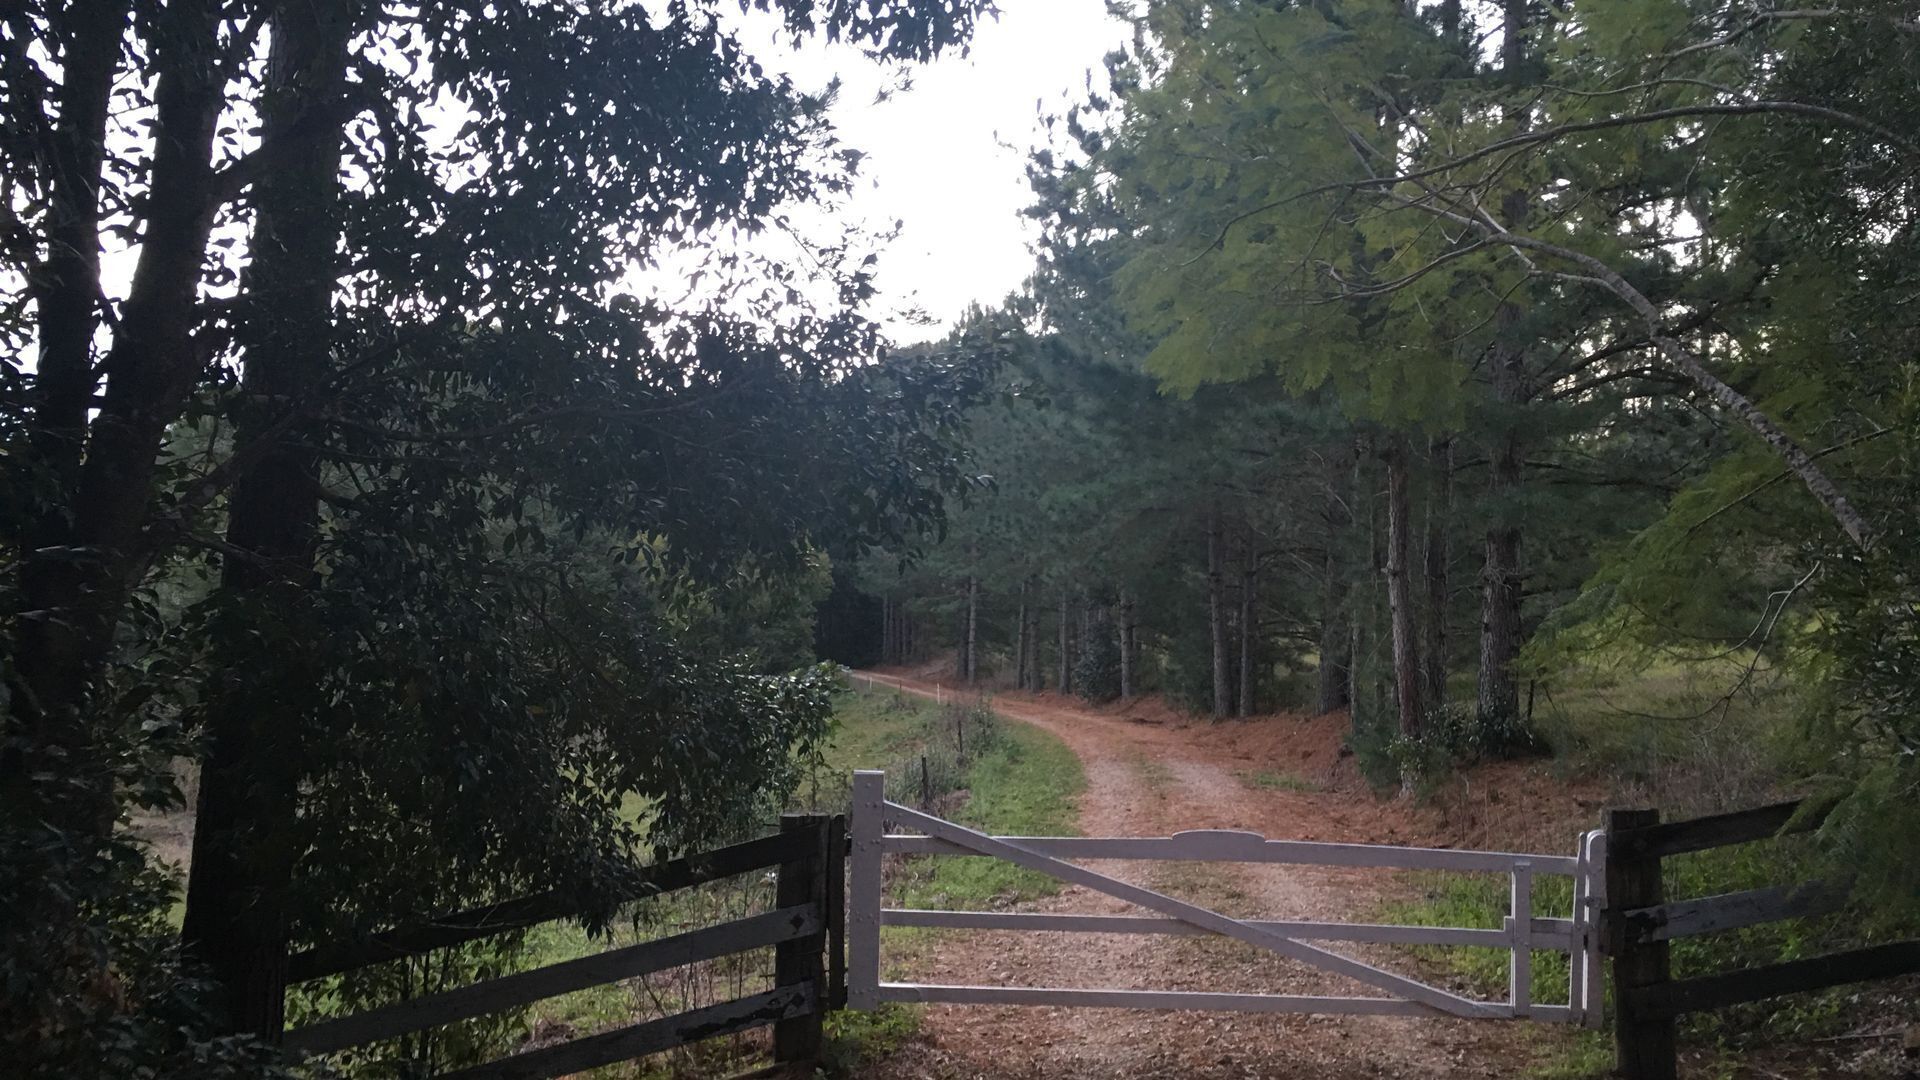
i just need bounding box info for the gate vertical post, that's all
[1606,808,1676,1080]
[1509,859,1533,1018]
[774,813,829,1065]
[848,770,886,1010]
[1571,829,1608,1029]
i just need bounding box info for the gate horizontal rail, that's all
[883,908,1576,949]
[883,833,1580,875]
[850,770,1606,1028]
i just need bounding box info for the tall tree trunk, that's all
[7,0,227,843]
[1238,559,1256,718]
[1030,590,1043,691]
[1207,505,1231,720]
[181,0,352,1039]
[881,594,894,665]
[1352,449,1380,720]
[1014,585,1028,690]
[1423,436,1453,712]
[1317,447,1353,715]
[1385,443,1425,740]
[955,603,967,681]
[0,2,135,1033]
[964,570,979,686]
[1018,586,1031,690]
[897,595,907,666]
[1478,0,1532,730]
[26,0,126,496]
[1118,592,1136,704]
[1057,588,1071,695]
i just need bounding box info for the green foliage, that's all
[291,937,531,1079]
[820,1003,923,1077]
[0,830,298,1080]
[2,1,997,1073]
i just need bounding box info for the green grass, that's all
[804,682,1086,1073]
[1377,836,1870,1078]
[1526,655,1804,812]
[1238,767,1317,793]
[820,1001,921,1076]
[822,685,933,771]
[1377,871,1576,1006]
[1523,1030,1614,1080]
[895,720,1084,910]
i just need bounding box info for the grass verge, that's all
[815,680,1085,1073]
[1377,836,1877,1078]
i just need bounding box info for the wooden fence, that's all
[1603,801,1920,1080]
[282,813,846,1079]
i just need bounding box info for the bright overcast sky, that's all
[78,4,1128,358]
[739,1,1127,344]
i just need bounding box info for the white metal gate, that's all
[848,770,1607,1026]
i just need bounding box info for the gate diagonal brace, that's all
[883,800,1499,1019]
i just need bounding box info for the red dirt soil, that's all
[851,669,1608,1079]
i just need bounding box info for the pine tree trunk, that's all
[955,602,967,681]
[1056,588,1072,694]
[1119,592,1136,704]
[181,0,352,1039]
[1207,505,1231,719]
[1318,551,1351,715]
[1032,590,1043,689]
[1423,436,1453,712]
[880,595,893,665]
[1385,443,1426,740]
[1238,561,1256,718]
[1020,587,1034,690]
[964,572,979,686]
[1317,448,1353,715]
[1478,0,1532,730]
[1014,585,1028,690]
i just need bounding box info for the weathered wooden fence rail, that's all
[1603,800,1920,1080]
[271,774,1920,1079]
[283,813,846,1079]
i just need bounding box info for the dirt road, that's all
[855,671,1573,1079]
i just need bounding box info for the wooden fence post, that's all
[847,771,884,1010]
[1607,808,1676,1080]
[825,814,847,1010]
[773,813,829,1068]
